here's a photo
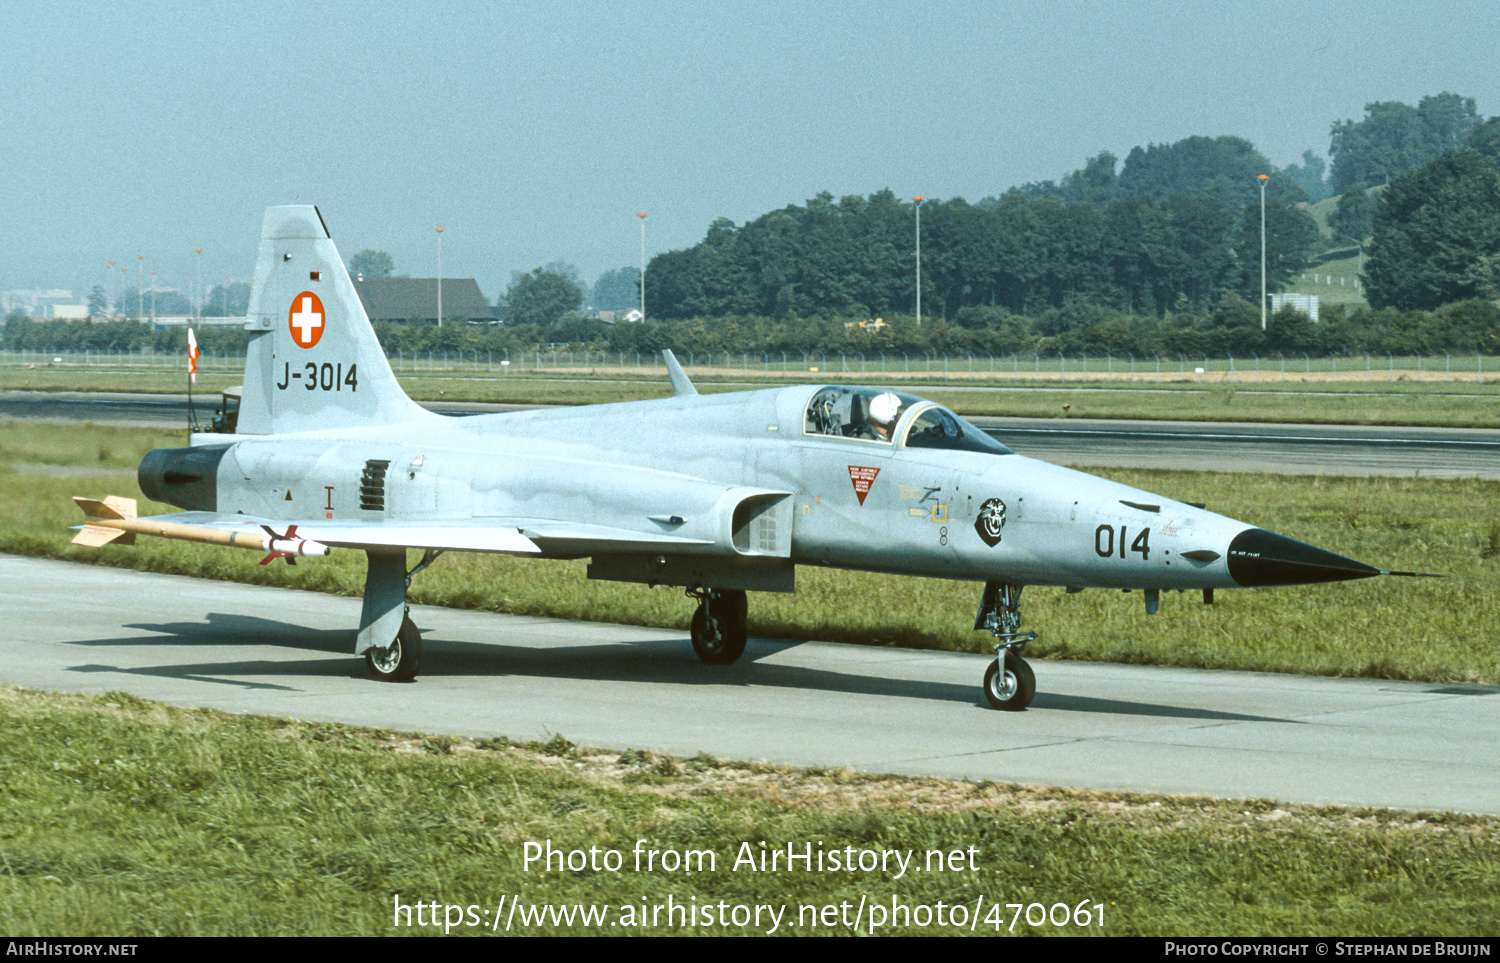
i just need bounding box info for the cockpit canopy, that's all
[803,386,1014,455]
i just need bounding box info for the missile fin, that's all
[72,525,135,547]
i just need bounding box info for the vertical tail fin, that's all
[662,349,698,397]
[235,206,434,435]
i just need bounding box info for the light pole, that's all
[435,227,444,327]
[638,213,648,321]
[1258,174,1269,330]
[137,255,145,320]
[1333,232,1364,283]
[194,249,203,319]
[913,196,923,324]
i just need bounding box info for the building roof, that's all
[352,278,497,323]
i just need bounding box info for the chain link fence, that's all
[2,347,1494,383]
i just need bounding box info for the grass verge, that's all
[0,685,1496,936]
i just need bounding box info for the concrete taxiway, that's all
[3,554,1496,815]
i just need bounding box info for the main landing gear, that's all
[365,615,422,682]
[975,581,1036,711]
[688,588,747,665]
[361,548,441,682]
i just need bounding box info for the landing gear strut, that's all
[688,588,747,665]
[359,548,441,682]
[975,581,1037,711]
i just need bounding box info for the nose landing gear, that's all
[975,581,1037,711]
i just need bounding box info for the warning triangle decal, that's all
[847,466,880,506]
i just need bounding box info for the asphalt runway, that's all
[4,555,1497,815]
[4,389,1499,478]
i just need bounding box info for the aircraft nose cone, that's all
[1227,528,1380,587]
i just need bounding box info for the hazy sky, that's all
[4,0,1497,302]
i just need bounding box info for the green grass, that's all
[1291,251,1368,305]
[0,685,1496,936]
[7,423,1498,684]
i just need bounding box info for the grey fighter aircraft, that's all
[74,205,1414,710]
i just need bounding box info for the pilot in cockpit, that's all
[860,391,901,441]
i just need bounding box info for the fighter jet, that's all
[74,205,1415,710]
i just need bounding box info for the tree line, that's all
[640,135,1326,322]
[644,181,1317,322]
[9,296,1497,362]
[638,96,1499,322]
[0,315,251,354]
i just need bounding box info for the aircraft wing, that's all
[151,511,714,556]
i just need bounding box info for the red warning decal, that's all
[288,291,326,349]
[848,465,880,505]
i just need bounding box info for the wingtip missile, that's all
[258,525,330,565]
[72,496,329,561]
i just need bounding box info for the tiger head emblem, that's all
[974,497,1006,547]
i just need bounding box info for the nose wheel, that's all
[688,588,747,665]
[983,651,1035,711]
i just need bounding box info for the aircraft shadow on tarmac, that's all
[59,612,1298,724]
[65,613,362,691]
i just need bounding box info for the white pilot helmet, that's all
[868,391,901,426]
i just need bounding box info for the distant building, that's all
[1270,293,1319,322]
[352,278,497,324]
[3,288,77,317]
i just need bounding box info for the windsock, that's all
[187,327,199,383]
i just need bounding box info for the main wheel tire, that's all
[983,652,1035,711]
[366,616,422,682]
[690,589,747,665]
